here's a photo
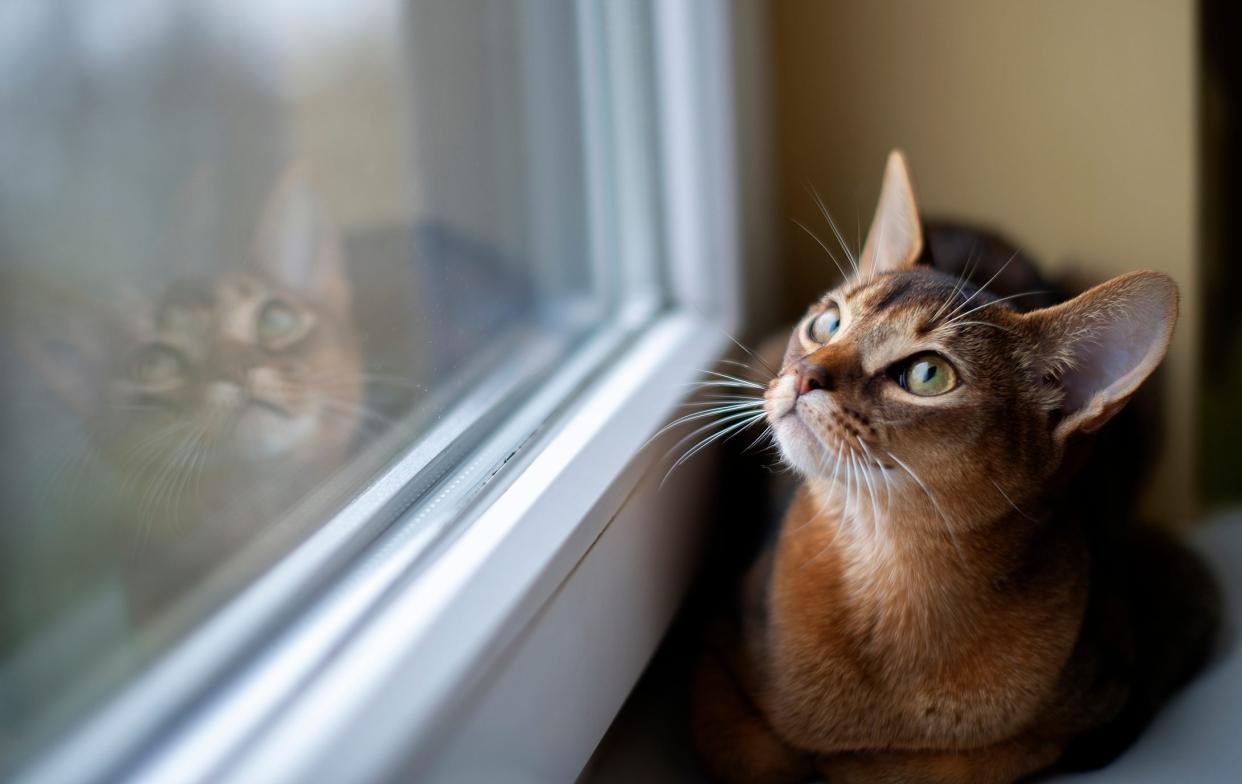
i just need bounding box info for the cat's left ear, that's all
[860,149,925,276]
[252,165,351,317]
[1023,271,1178,442]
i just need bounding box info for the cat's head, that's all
[24,167,362,474]
[766,151,1177,529]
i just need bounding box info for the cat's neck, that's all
[792,476,1071,656]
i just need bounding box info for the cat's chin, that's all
[772,411,835,478]
[228,406,318,459]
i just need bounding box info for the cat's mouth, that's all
[194,385,312,457]
[766,374,896,474]
[226,402,317,459]
[773,396,894,475]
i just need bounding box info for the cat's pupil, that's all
[902,354,955,396]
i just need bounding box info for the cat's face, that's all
[111,270,360,465]
[23,166,363,522]
[767,269,1056,520]
[767,152,1177,529]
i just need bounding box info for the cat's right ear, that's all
[860,150,925,276]
[1022,270,1178,443]
[252,166,351,317]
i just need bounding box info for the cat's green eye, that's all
[809,305,842,343]
[257,299,302,347]
[897,353,957,396]
[134,344,186,387]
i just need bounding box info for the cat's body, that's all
[691,153,1217,783]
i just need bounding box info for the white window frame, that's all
[14,2,743,782]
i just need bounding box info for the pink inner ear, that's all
[1062,331,1140,412]
[1059,284,1172,414]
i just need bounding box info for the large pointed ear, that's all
[860,150,924,276]
[1023,271,1178,442]
[252,165,351,317]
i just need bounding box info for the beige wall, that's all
[769,0,1198,520]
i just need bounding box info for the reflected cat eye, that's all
[808,304,842,343]
[257,299,304,349]
[895,352,957,396]
[133,344,187,388]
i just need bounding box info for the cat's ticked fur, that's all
[691,152,1218,783]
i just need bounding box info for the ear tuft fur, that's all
[1023,270,1177,441]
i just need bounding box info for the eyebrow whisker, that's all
[793,217,850,282]
[945,319,1016,333]
[940,250,1020,322]
[929,242,979,322]
[944,290,1051,325]
[810,187,860,276]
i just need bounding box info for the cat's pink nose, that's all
[795,360,834,396]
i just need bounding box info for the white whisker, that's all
[944,290,1051,325]
[649,404,764,446]
[792,217,850,281]
[741,423,776,454]
[930,243,979,322]
[684,381,767,394]
[662,411,766,485]
[810,187,859,274]
[856,447,882,528]
[990,478,1038,521]
[700,369,766,389]
[941,250,1020,321]
[947,320,1016,333]
[680,395,765,407]
[719,337,779,378]
[856,437,893,517]
[885,450,967,567]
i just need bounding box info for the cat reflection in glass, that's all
[22,169,366,611]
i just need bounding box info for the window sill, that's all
[12,0,746,778]
[149,310,726,784]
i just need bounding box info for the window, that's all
[1,1,739,781]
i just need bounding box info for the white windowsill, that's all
[14,1,746,780]
[207,311,728,783]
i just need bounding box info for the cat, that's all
[689,151,1219,784]
[15,166,366,617]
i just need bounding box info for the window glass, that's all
[0,0,642,767]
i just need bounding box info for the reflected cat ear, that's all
[860,150,924,276]
[252,165,351,316]
[1022,271,1178,442]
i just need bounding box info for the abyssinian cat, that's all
[690,152,1218,783]
[16,167,365,614]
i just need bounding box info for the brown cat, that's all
[691,152,1218,783]
[16,166,364,614]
